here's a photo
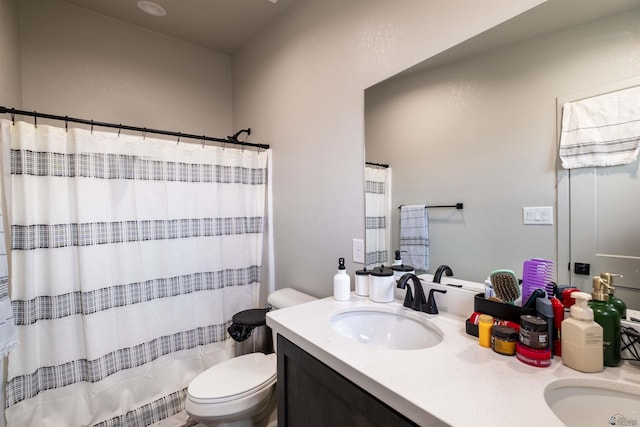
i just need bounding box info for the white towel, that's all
[559,85,640,169]
[400,205,429,271]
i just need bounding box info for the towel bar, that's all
[398,203,463,210]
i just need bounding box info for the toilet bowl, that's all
[185,288,315,427]
[185,353,277,427]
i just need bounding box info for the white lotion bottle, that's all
[333,257,351,301]
[561,291,603,373]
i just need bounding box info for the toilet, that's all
[185,288,315,427]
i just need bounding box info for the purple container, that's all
[521,258,554,304]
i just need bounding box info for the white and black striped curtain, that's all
[365,165,390,270]
[0,119,270,426]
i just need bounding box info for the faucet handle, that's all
[425,289,447,314]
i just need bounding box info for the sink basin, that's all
[544,378,640,426]
[330,307,443,350]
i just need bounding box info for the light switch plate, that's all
[523,207,553,225]
[352,238,365,264]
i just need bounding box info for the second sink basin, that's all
[544,378,640,426]
[330,307,443,350]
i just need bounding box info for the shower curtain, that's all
[0,119,270,426]
[365,165,390,269]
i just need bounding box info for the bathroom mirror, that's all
[364,0,640,308]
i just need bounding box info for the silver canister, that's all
[228,308,273,356]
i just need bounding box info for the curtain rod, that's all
[365,161,389,168]
[399,203,464,210]
[0,106,270,150]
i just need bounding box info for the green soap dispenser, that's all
[589,276,621,367]
[600,272,627,320]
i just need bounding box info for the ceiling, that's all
[60,0,640,59]
[59,0,302,54]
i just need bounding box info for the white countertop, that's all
[266,293,640,427]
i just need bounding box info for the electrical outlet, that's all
[352,238,365,264]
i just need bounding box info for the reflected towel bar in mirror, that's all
[365,161,389,168]
[398,203,463,210]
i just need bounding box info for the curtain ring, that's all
[142,128,146,140]
[201,135,205,148]
[33,111,37,128]
[10,109,15,125]
[90,120,94,134]
[117,126,122,137]
[176,132,181,145]
[65,116,69,132]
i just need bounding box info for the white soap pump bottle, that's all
[561,291,603,373]
[333,257,351,301]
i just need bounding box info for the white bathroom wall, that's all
[365,10,640,282]
[232,0,544,298]
[0,0,22,108]
[19,0,232,137]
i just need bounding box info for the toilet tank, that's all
[267,288,315,353]
[268,288,315,310]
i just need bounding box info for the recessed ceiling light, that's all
[137,1,166,17]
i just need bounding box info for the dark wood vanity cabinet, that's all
[277,335,418,427]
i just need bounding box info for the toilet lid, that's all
[188,353,276,403]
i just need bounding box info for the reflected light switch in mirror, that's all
[523,207,553,225]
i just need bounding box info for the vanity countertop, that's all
[266,294,639,426]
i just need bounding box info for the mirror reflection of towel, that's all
[560,85,640,169]
[400,205,429,271]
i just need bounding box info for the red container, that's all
[550,297,564,356]
[562,288,580,308]
[469,311,520,332]
[516,342,551,368]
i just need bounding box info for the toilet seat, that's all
[187,353,276,404]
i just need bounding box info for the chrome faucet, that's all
[397,273,447,314]
[432,265,453,283]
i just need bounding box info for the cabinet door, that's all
[277,335,417,427]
